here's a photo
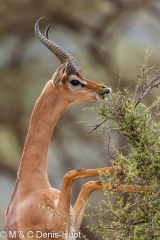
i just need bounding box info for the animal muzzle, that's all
[96,87,112,101]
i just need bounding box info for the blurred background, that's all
[0,0,160,239]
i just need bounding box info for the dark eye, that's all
[70,80,80,86]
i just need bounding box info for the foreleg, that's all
[53,167,122,230]
[73,181,151,230]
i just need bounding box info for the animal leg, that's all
[53,167,122,230]
[73,181,151,229]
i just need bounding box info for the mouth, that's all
[96,87,112,102]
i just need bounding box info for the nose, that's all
[101,86,112,94]
[104,88,111,94]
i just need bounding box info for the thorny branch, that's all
[89,66,160,135]
[134,68,160,107]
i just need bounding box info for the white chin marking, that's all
[96,94,107,102]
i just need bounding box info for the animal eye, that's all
[70,80,80,86]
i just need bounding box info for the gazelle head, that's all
[35,17,111,104]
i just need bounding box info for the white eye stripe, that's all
[80,79,87,85]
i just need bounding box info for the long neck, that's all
[17,80,68,193]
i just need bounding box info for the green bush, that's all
[85,50,160,239]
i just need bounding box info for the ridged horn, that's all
[35,17,82,75]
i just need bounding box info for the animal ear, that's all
[52,61,68,85]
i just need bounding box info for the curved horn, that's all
[45,23,51,40]
[35,17,82,75]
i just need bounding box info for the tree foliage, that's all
[85,50,160,239]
